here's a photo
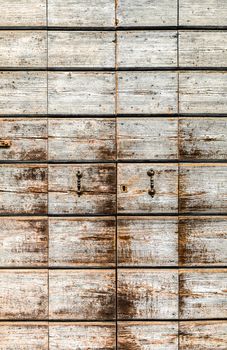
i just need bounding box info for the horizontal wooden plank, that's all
[179,117,227,160]
[49,270,116,320]
[0,217,48,267]
[117,269,178,319]
[0,71,47,115]
[117,31,177,67]
[0,165,47,214]
[179,31,227,67]
[0,322,48,350]
[117,117,178,160]
[49,164,116,215]
[179,164,227,213]
[179,269,227,319]
[118,217,178,266]
[48,118,116,161]
[49,217,115,267]
[117,0,177,26]
[117,164,178,214]
[48,31,115,68]
[49,323,116,350]
[118,322,178,350]
[48,72,115,115]
[0,270,48,320]
[117,72,178,114]
[0,118,47,161]
[0,0,46,26]
[179,72,227,114]
[179,217,227,266]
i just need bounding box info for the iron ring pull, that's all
[76,171,83,197]
[147,169,155,198]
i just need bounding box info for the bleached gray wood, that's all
[48,72,115,115]
[117,0,177,26]
[48,0,115,27]
[117,31,177,68]
[48,118,116,161]
[117,72,178,114]
[117,117,178,160]
[48,31,115,68]
[0,71,47,115]
[49,270,115,320]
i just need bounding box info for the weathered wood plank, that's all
[117,269,178,319]
[0,270,48,320]
[117,164,178,214]
[0,0,46,26]
[117,0,177,26]
[179,269,227,319]
[49,270,116,320]
[118,217,178,266]
[48,118,116,161]
[0,322,48,350]
[179,72,227,114]
[0,217,48,267]
[117,72,178,114]
[179,164,227,213]
[49,217,115,267]
[0,165,47,214]
[48,0,115,27]
[49,323,116,350]
[117,31,177,68]
[179,117,227,160]
[0,71,47,115]
[48,72,115,115]
[118,322,178,350]
[179,321,227,350]
[179,217,227,266]
[0,31,47,68]
[48,31,115,68]
[0,118,47,161]
[179,31,227,67]
[117,117,178,160]
[49,164,116,215]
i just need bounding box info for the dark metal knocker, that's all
[76,170,83,197]
[147,169,155,198]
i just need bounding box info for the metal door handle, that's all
[147,169,155,197]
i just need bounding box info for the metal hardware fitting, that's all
[147,169,155,197]
[0,140,12,148]
[76,170,83,197]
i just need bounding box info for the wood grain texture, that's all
[49,270,116,320]
[179,31,227,67]
[49,164,116,215]
[117,72,178,114]
[117,164,178,214]
[179,269,227,319]
[117,31,177,68]
[118,217,178,266]
[179,164,227,213]
[118,322,178,350]
[117,269,178,319]
[0,31,47,68]
[116,0,177,26]
[0,71,47,115]
[0,165,47,214]
[179,217,227,266]
[48,72,115,115]
[49,323,116,350]
[0,322,48,350]
[179,72,227,114]
[0,217,48,267]
[0,0,46,26]
[117,117,178,160]
[48,0,115,27]
[0,270,48,320]
[179,321,227,350]
[48,31,115,68]
[0,118,47,161]
[48,118,116,161]
[49,217,115,267]
[179,117,227,160]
